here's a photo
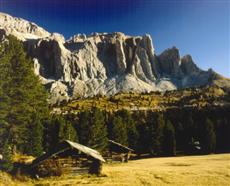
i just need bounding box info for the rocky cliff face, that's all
[0,12,228,104]
[0,12,50,40]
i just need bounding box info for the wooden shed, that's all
[106,140,134,162]
[29,140,105,177]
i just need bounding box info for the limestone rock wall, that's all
[0,12,223,104]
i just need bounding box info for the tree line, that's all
[60,107,229,157]
[0,36,229,172]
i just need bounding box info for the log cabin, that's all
[29,140,105,177]
[106,140,134,162]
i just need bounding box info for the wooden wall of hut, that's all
[31,149,102,177]
[104,151,131,163]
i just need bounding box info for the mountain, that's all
[0,12,50,40]
[0,12,229,104]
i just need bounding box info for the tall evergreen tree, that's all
[182,113,194,152]
[148,112,165,155]
[88,108,108,152]
[0,39,12,152]
[25,113,44,156]
[175,122,184,151]
[78,109,108,152]
[216,119,230,152]
[61,121,78,142]
[110,115,128,146]
[44,115,78,151]
[177,110,195,153]
[0,35,49,155]
[136,122,150,154]
[201,118,216,154]
[43,116,58,152]
[116,110,139,149]
[162,120,176,156]
[132,111,149,154]
[78,111,91,145]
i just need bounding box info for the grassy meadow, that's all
[1,153,229,186]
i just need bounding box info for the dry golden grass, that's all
[100,154,230,186]
[12,153,35,164]
[0,171,33,186]
[2,153,228,186]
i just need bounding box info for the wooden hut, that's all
[187,138,201,154]
[106,140,134,162]
[29,140,105,177]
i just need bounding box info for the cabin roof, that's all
[108,140,134,152]
[31,140,105,167]
[65,140,105,162]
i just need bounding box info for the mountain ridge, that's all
[0,12,229,104]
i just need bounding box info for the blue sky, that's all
[0,0,229,77]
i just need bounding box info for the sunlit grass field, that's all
[1,153,229,186]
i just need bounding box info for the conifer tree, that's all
[216,119,230,152]
[132,111,149,154]
[110,115,128,146]
[59,120,78,142]
[185,114,194,148]
[116,110,138,149]
[136,122,150,154]
[162,120,176,156]
[43,115,78,152]
[78,111,91,145]
[148,112,165,155]
[88,108,108,152]
[0,40,11,150]
[0,35,49,155]
[25,113,44,156]
[78,109,108,152]
[43,117,57,152]
[201,118,216,153]
[175,122,184,151]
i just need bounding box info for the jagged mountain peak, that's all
[0,12,228,105]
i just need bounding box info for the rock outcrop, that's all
[0,12,228,104]
[0,12,50,40]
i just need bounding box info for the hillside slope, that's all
[53,85,230,114]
